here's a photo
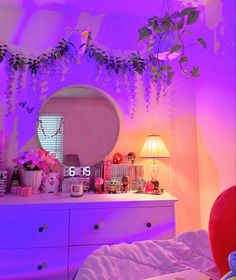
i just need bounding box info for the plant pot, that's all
[22,170,43,194]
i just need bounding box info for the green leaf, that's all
[151,66,157,73]
[182,29,191,35]
[154,71,161,81]
[167,71,174,83]
[180,7,197,16]
[187,11,200,25]
[162,65,172,71]
[170,44,182,54]
[197,38,207,49]
[190,66,200,77]
[161,19,171,33]
[154,26,163,33]
[177,17,184,30]
[178,56,189,63]
[138,27,152,42]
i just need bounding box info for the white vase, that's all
[23,170,43,194]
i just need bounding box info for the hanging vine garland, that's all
[37,117,64,138]
[0,6,206,117]
[0,32,88,75]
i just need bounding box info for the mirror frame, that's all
[36,84,122,166]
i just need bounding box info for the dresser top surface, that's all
[0,191,177,209]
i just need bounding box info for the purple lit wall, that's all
[0,0,235,232]
[193,0,236,228]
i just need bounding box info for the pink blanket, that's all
[75,230,220,280]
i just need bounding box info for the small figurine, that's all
[108,179,119,193]
[151,179,161,194]
[112,152,123,164]
[121,176,129,193]
[82,180,90,192]
[42,172,60,193]
[95,177,104,194]
[127,152,136,165]
[144,181,154,193]
[136,178,146,193]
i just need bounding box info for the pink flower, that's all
[14,148,59,171]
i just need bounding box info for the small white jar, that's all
[70,182,83,197]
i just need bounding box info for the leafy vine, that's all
[0,7,206,116]
[85,6,206,86]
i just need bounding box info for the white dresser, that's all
[0,192,177,280]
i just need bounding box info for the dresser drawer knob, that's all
[38,224,48,232]
[146,222,152,228]
[37,262,47,270]
[93,224,100,230]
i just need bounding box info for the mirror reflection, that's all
[37,85,120,166]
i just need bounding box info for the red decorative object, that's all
[208,185,236,276]
[112,153,123,164]
[95,177,104,194]
[144,181,154,193]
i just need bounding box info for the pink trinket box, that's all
[20,186,33,196]
[11,186,22,195]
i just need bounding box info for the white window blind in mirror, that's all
[37,114,64,162]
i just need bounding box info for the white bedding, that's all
[75,230,220,280]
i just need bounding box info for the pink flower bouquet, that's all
[14,148,59,172]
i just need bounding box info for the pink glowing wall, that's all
[0,0,235,233]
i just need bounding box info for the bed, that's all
[75,230,220,280]
[74,185,236,280]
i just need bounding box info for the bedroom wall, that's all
[0,1,203,233]
[194,0,236,229]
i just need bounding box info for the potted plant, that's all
[14,148,59,193]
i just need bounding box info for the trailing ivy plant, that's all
[0,38,78,75]
[0,8,206,116]
[138,6,207,82]
[86,6,206,87]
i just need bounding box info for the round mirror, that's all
[37,85,120,166]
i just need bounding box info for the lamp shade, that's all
[63,154,80,166]
[140,135,170,158]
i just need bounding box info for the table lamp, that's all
[140,134,170,181]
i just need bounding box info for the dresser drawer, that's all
[0,209,69,248]
[0,247,68,280]
[70,207,175,245]
[69,245,101,280]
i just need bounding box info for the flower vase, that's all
[22,170,43,194]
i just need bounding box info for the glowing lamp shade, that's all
[140,135,170,159]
